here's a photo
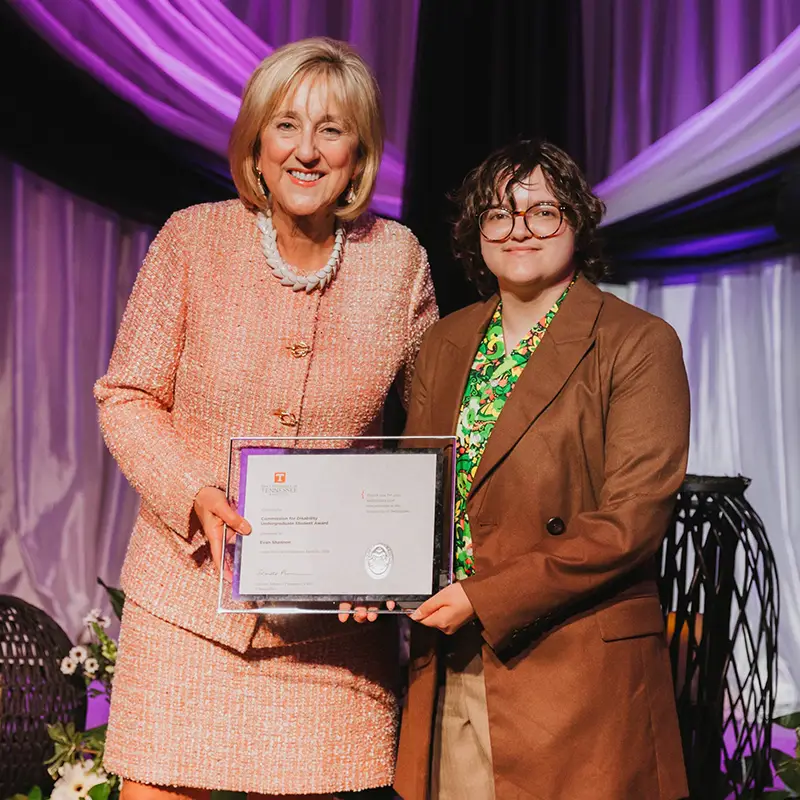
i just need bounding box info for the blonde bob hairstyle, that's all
[229,37,384,222]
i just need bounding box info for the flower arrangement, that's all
[12,580,243,800]
[59,608,116,695]
[42,605,120,800]
[12,580,123,800]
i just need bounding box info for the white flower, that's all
[83,658,99,675]
[82,608,103,627]
[105,664,115,675]
[60,656,77,675]
[51,760,107,800]
[83,609,111,629]
[51,785,72,800]
[69,645,88,664]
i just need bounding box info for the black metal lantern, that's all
[659,475,780,799]
[0,596,87,798]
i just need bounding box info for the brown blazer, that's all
[395,275,690,800]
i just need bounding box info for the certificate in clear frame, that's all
[217,435,456,615]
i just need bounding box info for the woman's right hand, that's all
[193,486,252,579]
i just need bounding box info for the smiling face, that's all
[479,166,576,293]
[257,76,360,220]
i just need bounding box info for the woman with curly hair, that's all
[394,139,690,800]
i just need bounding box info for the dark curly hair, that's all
[451,139,608,297]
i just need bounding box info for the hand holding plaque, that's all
[194,486,251,580]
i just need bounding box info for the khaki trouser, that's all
[431,624,496,800]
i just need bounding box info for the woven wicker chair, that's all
[0,596,87,798]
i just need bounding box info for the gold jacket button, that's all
[287,341,312,358]
[274,409,298,427]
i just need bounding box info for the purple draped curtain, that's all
[223,0,419,161]
[595,25,800,224]
[11,0,420,218]
[0,155,151,638]
[583,0,800,184]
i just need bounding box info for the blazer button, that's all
[274,409,298,427]
[546,517,566,536]
[287,341,312,358]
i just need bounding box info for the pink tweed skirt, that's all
[103,601,400,795]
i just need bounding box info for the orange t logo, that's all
[274,472,286,483]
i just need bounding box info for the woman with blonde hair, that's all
[95,37,437,799]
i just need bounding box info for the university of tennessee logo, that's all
[260,472,296,495]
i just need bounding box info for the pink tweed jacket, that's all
[94,199,438,652]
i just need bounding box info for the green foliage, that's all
[9,787,43,800]
[88,783,111,800]
[764,711,800,798]
[43,723,107,779]
[724,712,800,799]
[773,747,800,795]
[97,578,125,621]
[775,713,800,731]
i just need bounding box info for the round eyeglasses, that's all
[478,202,567,242]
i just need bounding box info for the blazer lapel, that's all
[469,275,605,498]
[432,297,499,436]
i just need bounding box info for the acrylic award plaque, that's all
[216,435,456,615]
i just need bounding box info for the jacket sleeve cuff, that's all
[165,469,220,551]
[460,573,517,652]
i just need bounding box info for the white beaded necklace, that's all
[256,208,344,294]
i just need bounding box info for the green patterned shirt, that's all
[453,283,572,579]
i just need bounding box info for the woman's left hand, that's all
[410,583,476,634]
[338,600,396,623]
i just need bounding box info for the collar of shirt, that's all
[478,276,576,365]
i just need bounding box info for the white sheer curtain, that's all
[603,255,800,712]
[0,156,151,639]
